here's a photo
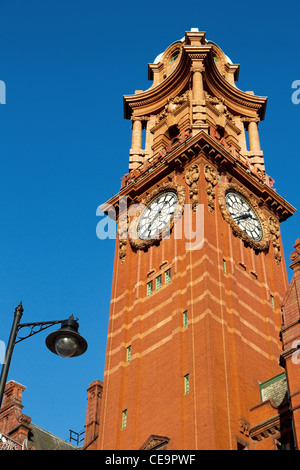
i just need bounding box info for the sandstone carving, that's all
[204,164,218,212]
[185,163,200,211]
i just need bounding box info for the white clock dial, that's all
[225,191,263,241]
[137,191,178,240]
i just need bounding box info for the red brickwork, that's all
[0,380,79,450]
[280,239,300,449]
[83,380,103,450]
[0,381,31,447]
[89,30,296,450]
[97,153,291,449]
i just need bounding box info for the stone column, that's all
[129,116,146,170]
[191,62,209,135]
[242,117,265,172]
[131,117,143,150]
[192,66,204,101]
[248,118,261,153]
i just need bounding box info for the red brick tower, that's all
[96,30,295,450]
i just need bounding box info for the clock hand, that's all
[148,203,169,232]
[234,213,253,222]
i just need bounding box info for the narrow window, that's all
[223,259,227,274]
[126,345,131,363]
[270,295,275,310]
[183,310,188,328]
[184,374,190,394]
[170,50,179,63]
[122,409,127,429]
[147,280,153,296]
[165,268,171,285]
[156,275,162,290]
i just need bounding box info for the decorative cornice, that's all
[101,131,295,224]
[204,54,267,120]
[249,403,291,443]
[279,346,298,367]
[139,434,170,450]
[124,43,267,121]
[124,51,191,119]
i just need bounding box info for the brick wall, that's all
[97,154,289,450]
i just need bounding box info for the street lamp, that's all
[46,316,88,358]
[0,302,88,407]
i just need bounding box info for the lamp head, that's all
[45,316,87,358]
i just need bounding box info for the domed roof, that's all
[153,27,197,64]
[153,28,234,67]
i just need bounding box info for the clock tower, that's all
[96,29,295,450]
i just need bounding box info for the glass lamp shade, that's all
[46,317,87,358]
[54,335,80,358]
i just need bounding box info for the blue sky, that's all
[0,0,299,443]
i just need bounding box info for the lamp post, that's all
[0,302,88,408]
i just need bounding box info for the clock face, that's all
[137,191,178,240]
[225,191,263,241]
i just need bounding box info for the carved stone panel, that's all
[239,418,250,437]
[118,213,128,263]
[269,216,281,264]
[204,164,218,212]
[185,163,200,211]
